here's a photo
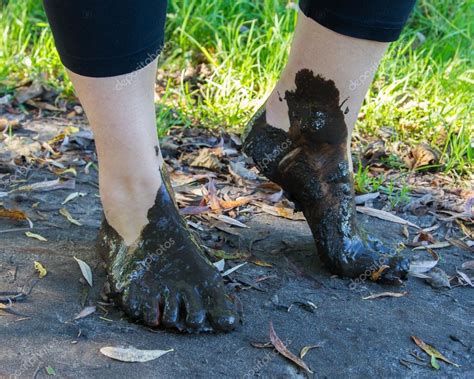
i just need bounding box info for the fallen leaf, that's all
[461,260,474,270]
[0,208,30,224]
[15,178,75,193]
[362,291,407,300]
[456,270,473,287]
[190,148,223,171]
[357,206,419,229]
[409,248,439,276]
[34,261,47,278]
[411,336,459,368]
[370,265,389,281]
[404,143,439,170]
[25,231,47,242]
[299,344,321,359]
[257,203,305,221]
[62,192,87,205]
[247,256,273,268]
[269,321,312,374]
[60,208,82,226]
[73,305,97,320]
[446,237,474,253]
[99,346,173,362]
[45,366,56,376]
[229,161,257,180]
[424,267,451,288]
[74,257,93,287]
[354,192,380,205]
[211,214,248,228]
[221,262,247,277]
[213,259,225,272]
[412,242,451,250]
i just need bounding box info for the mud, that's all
[97,166,238,333]
[243,69,410,281]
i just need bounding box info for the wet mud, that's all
[243,69,410,281]
[97,166,239,333]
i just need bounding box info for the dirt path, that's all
[1,119,473,378]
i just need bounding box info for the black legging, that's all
[43,0,416,78]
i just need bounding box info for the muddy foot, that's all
[97,167,238,332]
[243,69,409,282]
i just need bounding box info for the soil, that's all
[0,120,473,378]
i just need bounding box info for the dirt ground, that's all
[1,119,473,378]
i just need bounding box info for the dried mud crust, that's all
[97,167,239,333]
[243,69,410,281]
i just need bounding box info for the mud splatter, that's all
[97,166,238,332]
[243,69,409,281]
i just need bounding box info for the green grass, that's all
[1,0,472,177]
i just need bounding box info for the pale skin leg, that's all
[67,59,238,331]
[67,59,162,246]
[265,10,389,165]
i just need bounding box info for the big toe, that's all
[207,289,239,332]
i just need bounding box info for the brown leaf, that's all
[356,206,420,228]
[370,265,390,281]
[411,336,459,368]
[190,148,223,171]
[362,291,407,300]
[247,256,273,268]
[269,321,312,374]
[0,208,28,221]
[257,203,306,221]
[404,143,439,170]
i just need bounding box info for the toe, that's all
[207,289,239,332]
[162,291,180,328]
[142,296,161,327]
[182,288,206,330]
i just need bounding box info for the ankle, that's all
[100,174,162,245]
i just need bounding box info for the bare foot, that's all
[243,69,409,282]
[98,167,239,332]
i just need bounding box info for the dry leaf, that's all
[357,206,419,229]
[247,256,273,268]
[211,214,248,228]
[100,346,173,362]
[269,321,312,374]
[370,265,389,281]
[354,192,380,205]
[190,148,223,171]
[404,143,439,170]
[229,161,257,180]
[299,345,321,359]
[362,291,407,300]
[411,336,459,368]
[257,203,305,221]
[461,260,474,270]
[456,270,473,287]
[409,248,439,276]
[62,192,87,205]
[60,208,82,226]
[74,257,93,287]
[16,178,75,193]
[25,231,47,242]
[446,237,474,253]
[34,261,47,278]
[221,262,247,277]
[73,305,96,320]
[0,208,29,222]
[424,267,451,288]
